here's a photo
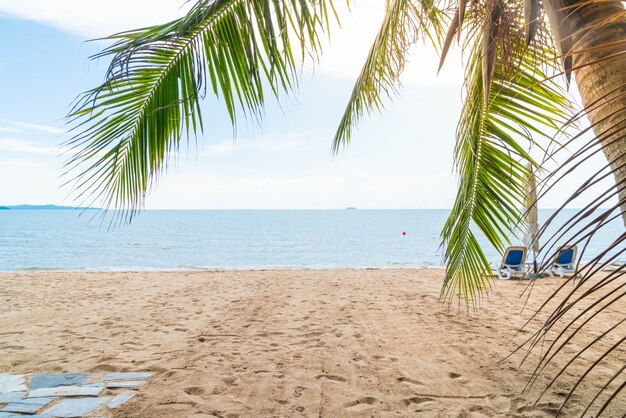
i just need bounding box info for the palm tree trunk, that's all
[544,0,626,226]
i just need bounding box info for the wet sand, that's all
[0,269,623,417]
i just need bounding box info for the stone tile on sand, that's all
[0,376,25,393]
[29,374,88,390]
[28,384,104,398]
[0,392,25,403]
[105,380,144,389]
[42,397,111,417]
[0,397,55,414]
[108,392,135,409]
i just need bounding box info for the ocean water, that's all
[0,209,622,272]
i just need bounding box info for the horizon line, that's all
[2,205,614,211]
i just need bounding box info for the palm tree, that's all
[542,0,626,225]
[66,0,625,414]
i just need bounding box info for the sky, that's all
[0,0,613,210]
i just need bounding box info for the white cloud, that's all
[146,170,457,209]
[0,159,53,168]
[201,135,308,157]
[0,118,66,135]
[0,0,192,38]
[0,0,464,86]
[0,138,60,155]
[316,1,464,85]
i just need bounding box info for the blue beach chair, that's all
[547,245,577,278]
[496,246,527,280]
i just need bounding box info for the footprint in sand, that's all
[397,376,424,386]
[293,386,306,398]
[403,397,434,407]
[353,332,365,342]
[487,394,512,412]
[221,376,237,385]
[345,397,378,412]
[89,363,119,373]
[448,371,470,384]
[184,387,205,396]
[315,374,347,383]
[372,355,399,363]
[351,354,368,367]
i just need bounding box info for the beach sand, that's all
[0,269,623,417]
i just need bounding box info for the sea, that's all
[0,209,623,272]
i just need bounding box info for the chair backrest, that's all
[555,245,577,265]
[502,246,527,267]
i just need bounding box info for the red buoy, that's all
[402,232,407,235]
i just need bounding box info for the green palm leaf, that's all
[440,36,570,304]
[332,0,443,151]
[65,0,338,221]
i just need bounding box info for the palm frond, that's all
[332,0,444,151]
[518,83,626,417]
[513,1,626,413]
[441,34,570,305]
[65,0,338,221]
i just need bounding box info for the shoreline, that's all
[1,269,622,417]
[4,262,623,274]
[0,266,448,274]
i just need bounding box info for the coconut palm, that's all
[66,0,625,414]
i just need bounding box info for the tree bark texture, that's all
[544,0,626,226]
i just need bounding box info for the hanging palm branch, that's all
[332,0,444,151]
[513,80,626,417]
[514,128,626,415]
[501,1,626,415]
[65,0,339,222]
[440,33,569,305]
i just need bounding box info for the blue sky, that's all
[0,1,611,210]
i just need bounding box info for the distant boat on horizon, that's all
[346,207,357,210]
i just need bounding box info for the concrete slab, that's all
[30,374,87,390]
[6,386,26,394]
[42,397,111,417]
[1,397,55,414]
[105,380,145,389]
[0,376,24,393]
[102,372,152,381]
[28,384,104,398]
[108,392,135,409]
[23,415,53,418]
[0,392,25,403]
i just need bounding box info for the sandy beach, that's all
[0,269,623,417]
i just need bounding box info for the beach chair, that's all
[547,245,577,278]
[496,246,527,280]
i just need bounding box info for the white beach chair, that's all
[495,246,527,280]
[547,245,577,278]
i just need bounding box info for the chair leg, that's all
[498,267,511,280]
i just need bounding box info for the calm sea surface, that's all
[0,210,622,271]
